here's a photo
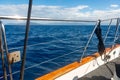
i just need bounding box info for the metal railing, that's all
[0,21,13,80]
[0,14,120,80]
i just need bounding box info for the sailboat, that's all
[0,0,120,80]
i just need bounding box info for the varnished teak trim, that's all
[35,45,120,80]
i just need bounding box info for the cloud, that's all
[0,5,28,16]
[31,5,89,19]
[0,4,120,24]
[91,9,120,19]
[0,5,89,18]
[110,4,119,8]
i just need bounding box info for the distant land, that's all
[5,22,40,25]
[5,21,95,25]
[5,21,116,26]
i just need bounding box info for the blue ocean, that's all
[0,25,117,80]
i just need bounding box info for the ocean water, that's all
[0,25,117,80]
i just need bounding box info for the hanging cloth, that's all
[95,20,105,55]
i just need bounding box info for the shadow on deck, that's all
[78,57,120,80]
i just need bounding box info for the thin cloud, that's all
[110,4,119,8]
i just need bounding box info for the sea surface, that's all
[0,25,117,80]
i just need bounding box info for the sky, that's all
[0,0,120,24]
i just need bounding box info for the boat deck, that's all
[79,56,120,80]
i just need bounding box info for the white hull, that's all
[55,46,120,80]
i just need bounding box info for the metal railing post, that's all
[104,19,112,42]
[114,18,120,42]
[1,21,13,80]
[80,20,100,62]
[20,0,33,80]
[0,21,7,80]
